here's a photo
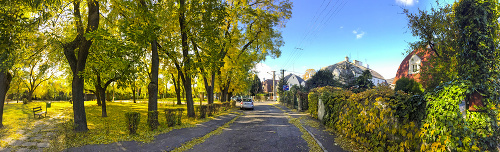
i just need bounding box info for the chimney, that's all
[353,60,362,66]
[345,56,349,62]
[367,64,369,69]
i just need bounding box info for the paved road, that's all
[187,102,309,152]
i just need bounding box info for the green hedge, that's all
[196,103,231,119]
[421,80,499,151]
[125,112,140,135]
[310,83,500,151]
[147,111,159,131]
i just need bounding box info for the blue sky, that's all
[255,0,455,81]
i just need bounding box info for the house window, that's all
[409,54,421,74]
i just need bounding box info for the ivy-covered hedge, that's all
[310,83,500,151]
[421,80,499,151]
[307,86,340,119]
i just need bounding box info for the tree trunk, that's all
[0,71,12,128]
[132,87,136,103]
[183,76,195,117]
[94,86,101,106]
[148,40,159,125]
[98,86,107,117]
[179,0,194,117]
[203,72,215,104]
[172,73,182,105]
[27,90,33,103]
[72,71,88,131]
[62,0,99,132]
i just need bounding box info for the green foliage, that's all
[307,86,339,119]
[147,111,159,131]
[392,92,426,124]
[354,70,374,90]
[321,88,351,128]
[197,105,207,119]
[250,74,262,96]
[125,112,140,135]
[305,69,339,91]
[405,2,460,90]
[164,109,177,127]
[422,80,499,151]
[394,77,423,94]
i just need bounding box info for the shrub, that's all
[176,108,183,125]
[148,111,159,131]
[421,80,499,151]
[308,91,319,119]
[206,104,214,117]
[321,88,351,128]
[307,86,339,119]
[231,100,236,108]
[197,105,207,119]
[164,109,177,127]
[394,77,423,94]
[392,92,426,125]
[125,112,140,135]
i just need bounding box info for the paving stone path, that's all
[0,114,63,152]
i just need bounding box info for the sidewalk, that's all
[0,114,63,152]
[274,104,346,152]
[64,113,239,152]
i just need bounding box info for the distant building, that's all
[322,56,386,86]
[386,78,395,89]
[392,49,433,86]
[283,73,306,87]
[262,79,279,94]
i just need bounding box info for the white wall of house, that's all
[370,78,386,86]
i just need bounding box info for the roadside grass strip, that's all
[170,113,241,152]
[273,104,323,152]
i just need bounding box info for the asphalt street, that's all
[187,102,309,152]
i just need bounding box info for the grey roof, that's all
[283,73,305,86]
[321,60,385,80]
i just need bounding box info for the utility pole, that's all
[280,69,286,79]
[272,71,276,101]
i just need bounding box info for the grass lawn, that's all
[0,99,234,151]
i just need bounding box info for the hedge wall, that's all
[309,83,500,151]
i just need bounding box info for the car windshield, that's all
[243,99,252,102]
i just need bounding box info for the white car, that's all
[240,98,254,110]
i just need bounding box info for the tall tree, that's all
[250,74,262,96]
[354,69,374,89]
[305,69,338,91]
[61,0,100,131]
[405,2,459,90]
[1,0,56,128]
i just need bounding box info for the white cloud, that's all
[353,30,365,39]
[396,0,418,6]
[253,63,275,80]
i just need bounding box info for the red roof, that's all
[392,49,434,84]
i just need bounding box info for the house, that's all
[392,49,433,86]
[262,79,279,94]
[283,73,306,87]
[322,56,387,86]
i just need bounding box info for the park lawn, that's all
[130,97,222,105]
[0,100,234,150]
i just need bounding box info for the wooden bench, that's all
[33,106,46,118]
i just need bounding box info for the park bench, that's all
[32,106,47,118]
